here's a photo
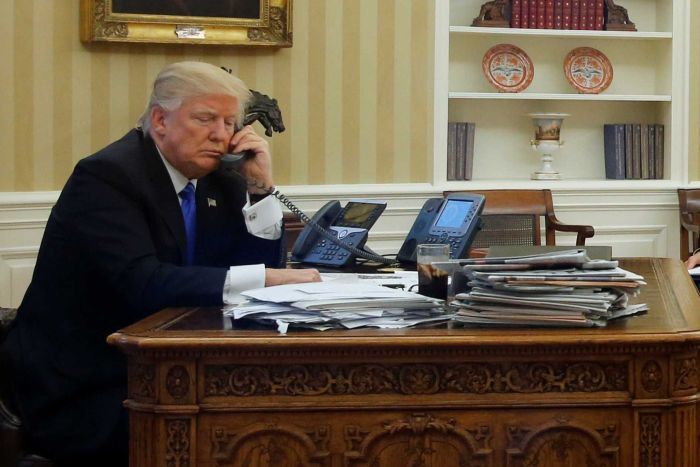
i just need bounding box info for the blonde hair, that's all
[137,61,251,134]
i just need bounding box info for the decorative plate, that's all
[482,44,534,93]
[564,47,613,94]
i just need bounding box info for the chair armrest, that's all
[680,215,700,234]
[548,217,595,246]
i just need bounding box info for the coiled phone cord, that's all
[247,178,397,266]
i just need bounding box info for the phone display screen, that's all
[336,202,386,229]
[341,203,376,224]
[435,200,473,229]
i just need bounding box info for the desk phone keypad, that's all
[423,234,462,258]
[306,226,368,267]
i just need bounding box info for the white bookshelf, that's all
[433,0,690,188]
[449,92,672,101]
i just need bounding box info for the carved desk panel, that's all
[109,258,700,466]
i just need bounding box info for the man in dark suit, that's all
[2,61,319,466]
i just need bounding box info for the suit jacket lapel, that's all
[195,176,225,233]
[141,135,188,261]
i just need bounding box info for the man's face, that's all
[150,93,239,179]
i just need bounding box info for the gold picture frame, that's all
[80,0,292,47]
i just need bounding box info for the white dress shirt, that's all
[157,149,283,304]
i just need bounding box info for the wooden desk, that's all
[109,258,700,467]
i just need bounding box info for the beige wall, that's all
[0,0,434,191]
[2,1,697,191]
[689,0,700,180]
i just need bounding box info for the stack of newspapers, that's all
[223,280,447,334]
[450,249,648,327]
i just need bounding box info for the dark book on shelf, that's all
[529,0,538,28]
[538,0,548,28]
[446,122,457,181]
[464,122,476,180]
[624,124,633,179]
[603,124,626,179]
[579,0,589,30]
[588,0,596,30]
[455,122,466,180]
[543,0,553,28]
[647,124,655,179]
[594,0,604,30]
[521,0,530,28]
[654,124,665,179]
[554,0,563,29]
[640,124,649,179]
[631,123,642,179]
[512,0,522,27]
[571,0,580,29]
[562,0,572,29]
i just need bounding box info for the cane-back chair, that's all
[678,188,700,261]
[442,189,594,249]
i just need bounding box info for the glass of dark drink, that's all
[417,244,450,300]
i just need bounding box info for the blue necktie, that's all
[179,182,197,265]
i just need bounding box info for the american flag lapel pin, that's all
[207,198,217,208]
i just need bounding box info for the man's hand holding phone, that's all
[228,124,273,194]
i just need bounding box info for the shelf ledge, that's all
[449,26,672,40]
[438,179,681,191]
[448,92,672,102]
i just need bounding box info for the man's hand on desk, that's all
[265,268,321,286]
[686,251,700,269]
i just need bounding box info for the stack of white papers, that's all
[451,250,648,327]
[224,280,447,334]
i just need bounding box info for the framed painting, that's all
[80,0,292,46]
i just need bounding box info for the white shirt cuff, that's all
[243,192,283,239]
[222,263,266,304]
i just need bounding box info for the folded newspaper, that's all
[449,249,648,327]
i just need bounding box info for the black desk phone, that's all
[396,193,486,263]
[290,200,387,267]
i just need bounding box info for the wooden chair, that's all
[678,188,700,261]
[442,189,594,248]
[0,308,54,467]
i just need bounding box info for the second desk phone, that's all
[396,193,485,264]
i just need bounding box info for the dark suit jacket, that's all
[2,129,284,461]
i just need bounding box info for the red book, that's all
[588,0,597,29]
[554,0,564,29]
[563,0,572,29]
[544,0,554,28]
[571,0,580,29]
[537,0,547,29]
[594,0,605,30]
[529,0,538,28]
[579,0,590,30]
[521,0,529,27]
[511,0,522,27]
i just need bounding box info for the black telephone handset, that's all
[219,149,254,173]
[290,200,387,267]
[396,193,486,264]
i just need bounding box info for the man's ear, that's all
[150,106,168,137]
